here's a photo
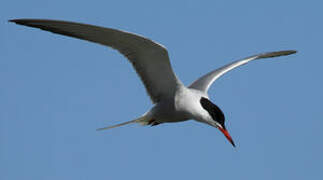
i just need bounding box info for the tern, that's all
[10,19,297,147]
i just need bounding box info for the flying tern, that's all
[10,19,297,147]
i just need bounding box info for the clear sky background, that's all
[1,0,322,179]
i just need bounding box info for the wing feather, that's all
[10,19,183,103]
[189,50,297,93]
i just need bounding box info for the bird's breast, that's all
[174,87,209,121]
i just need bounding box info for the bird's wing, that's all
[10,19,183,103]
[189,50,297,93]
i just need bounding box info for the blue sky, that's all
[1,0,322,179]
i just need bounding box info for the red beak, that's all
[218,127,235,147]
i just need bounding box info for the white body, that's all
[148,86,209,124]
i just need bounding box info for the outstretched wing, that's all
[189,50,297,93]
[10,19,183,103]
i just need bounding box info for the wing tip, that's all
[9,19,57,27]
[258,50,297,59]
[8,19,32,26]
[280,50,297,55]
[96,127,109,131]
[9,19,24,23]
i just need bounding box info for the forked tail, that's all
[96,114,150,131]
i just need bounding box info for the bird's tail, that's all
[96,113,150,131]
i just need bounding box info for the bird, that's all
[10,19,297,147]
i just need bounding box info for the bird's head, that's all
[200,97,235,147]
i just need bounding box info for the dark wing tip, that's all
[275,50,297,56]
[288,50,297,54]
[9,19,44,25]
[9,19,35,27]
[9,19,27,24]
[258,50,297,59]
[8,19,86,40]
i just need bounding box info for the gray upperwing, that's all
[10,19,183,103]
[189,50,297,93]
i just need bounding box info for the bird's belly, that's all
[150,87,207,124]
[155,108,190,123]
[151,100,190,123]
[159,111,190,123]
